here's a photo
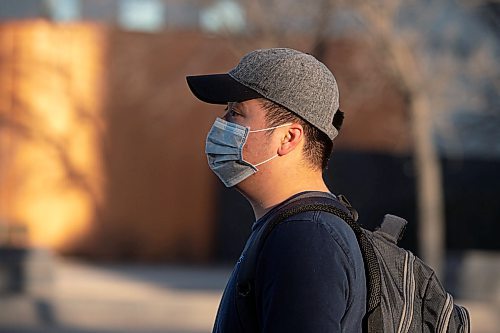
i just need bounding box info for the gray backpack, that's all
[236,194,471,332]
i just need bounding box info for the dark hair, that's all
[259,99,334,170]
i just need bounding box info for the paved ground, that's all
[0,257,229,333]
[0,256,498,333]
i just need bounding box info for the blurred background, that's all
[0,0,498,332]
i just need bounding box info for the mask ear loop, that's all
[248,123,292,133]
[253,154,279,168]
[247,122,292,169]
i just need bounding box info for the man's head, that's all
[187,48,341,141]
[187,48,343,190]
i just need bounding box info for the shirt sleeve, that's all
[254,216,353,333]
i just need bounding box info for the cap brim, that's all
[186,74,262,105]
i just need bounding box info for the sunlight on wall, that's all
[0,23,218,260]
[0,21,105,250]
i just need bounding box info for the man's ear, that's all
[277,123,303,156]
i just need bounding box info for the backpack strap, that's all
[337,194,359,222]
[235,194,381,332]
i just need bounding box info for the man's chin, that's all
[231,176,255,196]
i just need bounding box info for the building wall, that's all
[0,21,410,261]
[0,22,228,261]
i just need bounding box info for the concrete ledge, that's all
[0,247,54,295]
[446,250,500,303]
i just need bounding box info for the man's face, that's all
[223,99,281,169]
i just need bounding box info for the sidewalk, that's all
[0,256,498,333]
[0,257,229,333]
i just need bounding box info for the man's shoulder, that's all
[276,210,360,262]
[278,209,357,242]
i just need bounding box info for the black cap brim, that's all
[186,74,262,105]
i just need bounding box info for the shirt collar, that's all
[251,191,335,231]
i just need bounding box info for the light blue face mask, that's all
[205,117,291,187]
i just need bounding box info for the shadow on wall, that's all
[0,22,242,262]
[71,28,249,262]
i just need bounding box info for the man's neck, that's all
[241,176,331,220]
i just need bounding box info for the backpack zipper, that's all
[457,305,470,333]
[397,251,416,333]
[437,293,454,333]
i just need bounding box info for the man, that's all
[186,48,366,332]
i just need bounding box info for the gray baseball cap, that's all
[186,48,340,140]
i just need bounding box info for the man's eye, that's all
[225,108,240,118]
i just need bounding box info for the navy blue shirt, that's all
[213,192,366,333]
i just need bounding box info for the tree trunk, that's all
[410,92,446,280]
[377,33,447,280]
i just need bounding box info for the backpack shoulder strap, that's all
[235,194,381,332]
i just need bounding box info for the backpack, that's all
[235,193,471,333]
